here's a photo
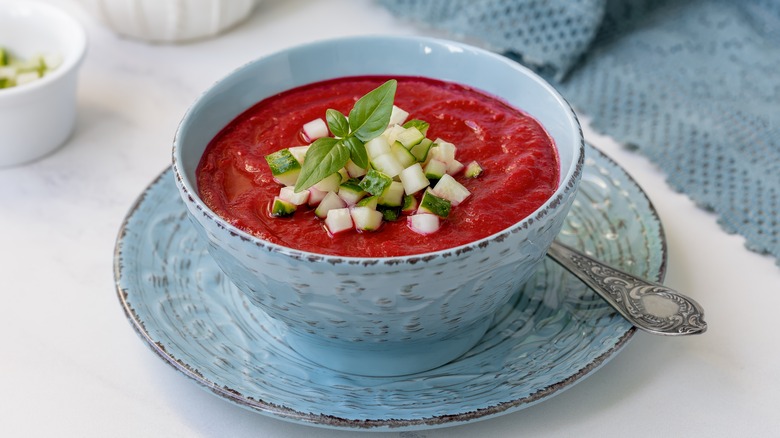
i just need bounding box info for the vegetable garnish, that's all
[266,79,479,236]
[0,47,62,89]
[294,79,397,193]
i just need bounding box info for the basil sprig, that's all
[294,79,397,192]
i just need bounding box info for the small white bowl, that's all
[0,1,87,167]
[78,0,257,43]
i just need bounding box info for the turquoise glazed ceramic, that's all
[172,36,584,376]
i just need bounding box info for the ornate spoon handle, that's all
[547,241,707,336]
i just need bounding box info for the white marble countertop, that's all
[2,1,779,437]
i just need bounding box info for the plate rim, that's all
[113,143,666,430]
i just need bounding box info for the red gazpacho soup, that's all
[196,76,559,257]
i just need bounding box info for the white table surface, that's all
[2,1,779,437]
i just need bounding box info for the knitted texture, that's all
[379,0,780,265]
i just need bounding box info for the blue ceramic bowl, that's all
[172,36,583,376]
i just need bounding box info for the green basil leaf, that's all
[326,109,350,138]
[294,137,349,192]
[349,79,397,142]
[343,135,369,169]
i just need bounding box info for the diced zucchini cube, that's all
[401,194,418,214]
[407,213,441,235]
[410,138,433,162]
[338,179,366,205]
[432,174,471,206]
[265,149,302,186]
[42,53,63,70]
[345,159,367,178]
[15,71,40,85]
[279,186,309,205]
[399,163,430,195]
[446,159,465,175]
[270,196,297,217]
[325,208,353,235]
[430,139,457,163]
[423,159,447,181]
[356,195,379,209]
[465,160,483,178]
[388,105,409,126]
[418,189,451,218]
[315,191,347,218]
[403,119,430,136]
[395,127,425,149]
[378,181,404,207]
[351,206,384,231]
[359,169,392,196]
[382,124,406,145]
[391,142,416,168]
[370,152,404,178]
[307,187,328,207]
[313,172,342,192]
[302,118,329,141]
[288,145,309,165]
[365,136,391,159]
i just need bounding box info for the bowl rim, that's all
[0,0,88,99]
[172,35,584,264]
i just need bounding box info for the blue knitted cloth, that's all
[380,0,780,265]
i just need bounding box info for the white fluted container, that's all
[80,0,257,43]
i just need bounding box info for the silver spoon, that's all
[547,241,707,336]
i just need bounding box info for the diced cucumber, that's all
[42,53,63,70]
[430,139,456,163]
[359,169,392,196]
[401,194,418,214]
[356,195,379,209]
[465,160,483,178]
[265,149,302,186]
[410,138,433,162]
[270,196,297,217]
[307,187,328,207]
[288,145,309,165]
[432,174,471,206]
[378,181,404,207]
[351,206,384,231]
[313,172,342,192]
[382,124,405,145]
[279,186,310,205]
[399,163,430,195]
[325,208,353,234]
[365,136,391,159]
[345,159,367,178]
[302,118,329,141]
[370,152,404,178]
[446,159,465,175]
[315,191,347,218]
[389,105,409,126]
[338,179,367,205]
[418,189,451,218]
[378,205,401,221]
[408,213,441,235]
[403,119,430,136]
[338,167,350,182]
[15,71,40,86]
[394,127,425,149]
[0,47,8,66]
[423,159,447,181]
[391,142,417,168]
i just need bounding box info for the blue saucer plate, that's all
[114,143,665,431]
